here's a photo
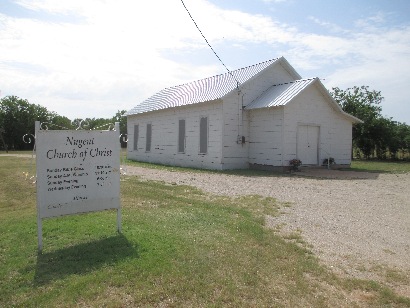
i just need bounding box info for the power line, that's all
[179,0,240,88]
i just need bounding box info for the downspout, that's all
[237,88,241,143]
[221,98,225,168]
[281,107,285,168]
[236,88,246,145]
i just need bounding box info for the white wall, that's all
[218,61,296,169]
[127,100,224,170]
[241,62,296,107]
[283,84,353,165]
[248,107,284,166]
[220,93,249,169]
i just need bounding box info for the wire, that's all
[180,0,241,88]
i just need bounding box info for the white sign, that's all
[35,122,121,250]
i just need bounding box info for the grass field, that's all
[350,160,410,173]
[0,156,409,307]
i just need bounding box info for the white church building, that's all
[126,56,361,170]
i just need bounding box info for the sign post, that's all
[35,121,121,252]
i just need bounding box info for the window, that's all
[133,125,139,151]
[146,123,152,152]
[199,116,208,154]
[178,119,185,153]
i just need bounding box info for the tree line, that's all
[1,89,410,160]
[331,86,410,160]
[0,96,127,151]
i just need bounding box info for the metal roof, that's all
[245,78,317,110]
[245,77,363,123]
[126,57,281,116]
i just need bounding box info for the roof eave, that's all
[219,58,281,101]
[126,98,223,117]
[277,56,302,80]
[244,78,363,124]
[228,57,302,105]
[311,78,363,124]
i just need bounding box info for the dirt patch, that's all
[297,167,380,180]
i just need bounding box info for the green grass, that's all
[1,156,409,307]
[0,150,35,155]
[350,160,410,173]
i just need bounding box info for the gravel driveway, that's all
[123,165,410,294]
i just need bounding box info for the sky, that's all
[1,0,409,123]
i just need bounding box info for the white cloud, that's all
[308,16,348,34]
[0,0,218,118]
[355,11,387,29]
[0,0,299,119]
[1,0,409,123]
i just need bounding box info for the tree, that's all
[112,110,127,148]
[395,122,410,159]
[331,86,384,158]
[47,112,73,130]
[331,86,410,160]
[0,96,50,150]
[0,95,129,151]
